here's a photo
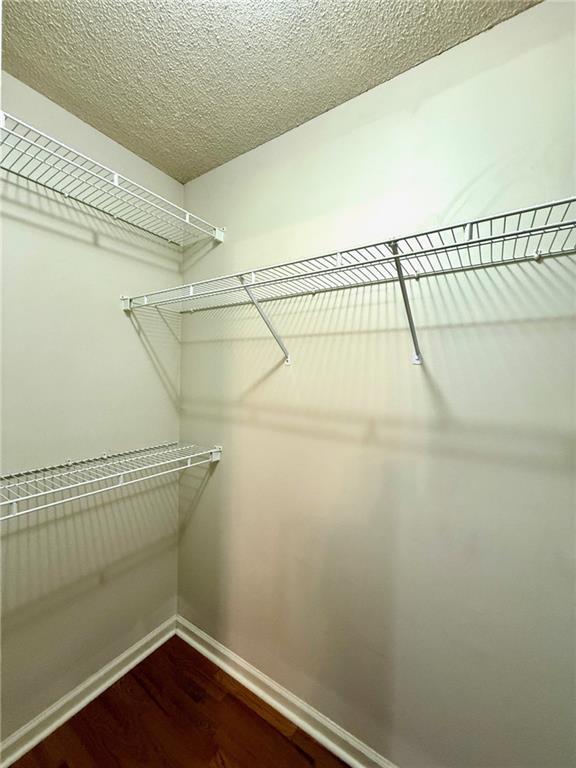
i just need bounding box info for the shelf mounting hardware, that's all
[240,275,291,364]
[391,241,423,365]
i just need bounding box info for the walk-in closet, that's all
[1,1,574,767]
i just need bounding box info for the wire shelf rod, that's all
[0,440,182,485]
[1,116,216,230]
[0,442,222,521]
[1,113,225,245]
[126,216,576,310]
[2,129,188,241]
[122,248,567,319]
[179,248,573,316]
[3,167,184,247]
[1,460,213,522]
[125,196,575,307]
[121,196,575,364]
[1,445,213,503]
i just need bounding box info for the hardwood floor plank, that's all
[11,637,350,768]
[214,669,297,738]
[291,730,351,768]
[36,722,100,768]
[6,753,47,768]
[212,694,312,768]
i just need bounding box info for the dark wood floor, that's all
[14,636,349,767]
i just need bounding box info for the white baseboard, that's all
[2,614,397,768]
[1,616,176,768]
[176,615,397,768]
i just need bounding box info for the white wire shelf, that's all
[0,112,225,246]
[122,196,576,365]
[0,442,222,521]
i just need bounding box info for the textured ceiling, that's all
[3,0,538,183]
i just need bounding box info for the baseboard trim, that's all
[175,615,397,768]
[1,616,176,768]
[2,614,397,768]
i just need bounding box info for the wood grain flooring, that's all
[12,636,349,767]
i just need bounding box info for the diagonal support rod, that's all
[240,276,291,364]
[392,244,423,365]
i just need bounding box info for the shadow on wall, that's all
[173,251,575,767]
[179,463,220,535]
[0,169,188,472]
[1,171,224,272]
[129,307,183,411]
[1,478,178,627]
[1,171,182,269]
[0,169,222,735]
[182,236,223,273]
[0,465,214,735]
[178,254,576,468]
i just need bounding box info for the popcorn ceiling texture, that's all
[3,0,539,183]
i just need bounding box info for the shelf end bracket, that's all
[121,296,132,313]
[392,244,423,365]
[240,277,291,364]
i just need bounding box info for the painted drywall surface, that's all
[180,4,575,768]
[0,78,183,735]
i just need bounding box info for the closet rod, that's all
[0,442,222,521]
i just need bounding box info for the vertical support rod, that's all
[392,244,423,365]
[240,277,291,364]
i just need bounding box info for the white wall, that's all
[1,75,183,735]
[181,3,576,767]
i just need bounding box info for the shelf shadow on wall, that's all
[182,235,222,273]
[0,464,212,734]
[128,307,183,410]
[1,172,183,269]
[179,463,220,535]
[178,258,576,471]
[182,392,574,471]
[175,253,576,759]
[2,476,179,630]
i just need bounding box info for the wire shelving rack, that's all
[0,442,222,522]
[122,196,576,365]
[0,112,225,246]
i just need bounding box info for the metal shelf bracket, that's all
[240,275,291,364]
[211,445,223,462]
[391,242,423,365]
